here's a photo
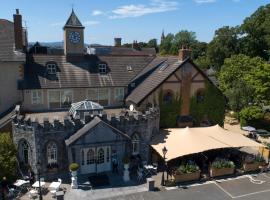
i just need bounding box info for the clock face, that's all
[69,31,81,44]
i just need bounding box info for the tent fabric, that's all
[151,125,265,161]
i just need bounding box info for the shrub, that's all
[244,154,265,164]
[69,163,79,171]
[122,155,130,164]
[212,158,235,169]
[239,106,264,127]
[175,161,200,174]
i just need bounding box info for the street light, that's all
[36,161,43,200]
[161,146,168,186]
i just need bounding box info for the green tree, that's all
[207,26,239,71]
[218,54,269,111]
[147,38,159,52]
[170,30,197,55]
[239,106,264,127]
[160,33,174,55]
[239,4,270,59]
[0,133,17,180]
[194,55,211,70]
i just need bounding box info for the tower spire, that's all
[161,29,165,43]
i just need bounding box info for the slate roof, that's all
[63,9,84,29]
[88,45,156,56]
[126,57,187,105]
[21,54,154,89]
[0,19,25,62]
[65,116,130,146]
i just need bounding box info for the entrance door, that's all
[97,146,111,173]
[81,146,111,174]
[81,148,96,174]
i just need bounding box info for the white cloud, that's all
[92,10,104,16]
[194,0,216,4]
[109,0,178,19]
[84,21,100,26]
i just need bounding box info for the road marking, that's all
[233,189,270,199]
[213,182,234,199]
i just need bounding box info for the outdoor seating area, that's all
[4,177,67,200]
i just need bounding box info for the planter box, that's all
[243,163,259,172]
[173,171,200,183]
[210,167,234,177]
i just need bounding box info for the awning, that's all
[151,125,265,161]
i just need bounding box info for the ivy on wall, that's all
[159,90,182,128]
[190,82,226,126]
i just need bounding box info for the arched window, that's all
[97,149,105,164]
[20,140,30,164]
[47,142,57,164]
[87,149,95,165]
[163,90,173,104]
[132,133,140,155]
[196,89,205,103]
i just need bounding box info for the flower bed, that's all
[173,161,201,183]
[210,158,235,177]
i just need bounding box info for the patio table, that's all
[49,181,61,190]
[14,179,29,187]
[32,181,45,188]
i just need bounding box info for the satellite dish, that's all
[129,104,134,111]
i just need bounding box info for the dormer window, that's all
[99,64,107,74]
[47,63,57,75]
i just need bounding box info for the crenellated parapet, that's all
[12,107,160,134]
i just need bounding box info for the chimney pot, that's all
[114,37,122,47]
[16,9,19,14]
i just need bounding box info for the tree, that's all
[0,133,17,180]
[147,38,159,52]
[159,33,174,55]
[207,26,239,71]
[170,30,197,55]
[218,54,269,111]
[194,55,211,70]
[239,4,270,59]
[239,106,264,127]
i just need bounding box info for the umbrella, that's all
[242,126,256,132]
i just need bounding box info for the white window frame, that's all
[114,87,125,102]
[31,90,43,105]
[47,142,57,164]
[99,64,107,74]
[48,89,73,109]
[47,64,57,75]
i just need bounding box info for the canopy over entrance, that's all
[151,125,265,161]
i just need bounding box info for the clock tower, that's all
[63,9,85,55]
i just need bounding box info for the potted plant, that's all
[243,154,266,172]
[173,161,201,183]
[210,158,235,177]
[69,163,79,176]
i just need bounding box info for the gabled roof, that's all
[126,56,183,105]
[63,9,84,29]
[65,116,130,146]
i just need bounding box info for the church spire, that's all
[161,29,165,43]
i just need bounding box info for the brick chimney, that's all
[179,45,191,61]
[13,9,23,50]
[114,38,122,47]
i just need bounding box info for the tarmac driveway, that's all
[103,172,270,200]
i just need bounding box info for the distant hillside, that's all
[29,41,91,49]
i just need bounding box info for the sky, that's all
[1,0,269,45]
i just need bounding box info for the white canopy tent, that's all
[151,125,265,161]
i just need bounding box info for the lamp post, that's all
[161,146,168,186]
[36,161,43,200]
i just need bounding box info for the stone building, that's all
[8,9,225,178]
[0,9,26,131]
